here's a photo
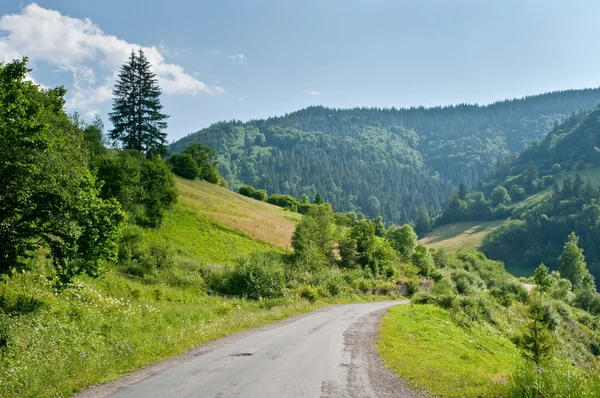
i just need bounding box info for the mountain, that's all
[475,106,600,280]
[170,88,600,224]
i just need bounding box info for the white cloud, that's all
[0,3,223,115]
[228,53,245,62]
[303,89,322,96]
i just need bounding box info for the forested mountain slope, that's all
[171,88,600,224]
[431,105,600,282]
[480,107,600,280]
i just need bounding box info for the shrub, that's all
[228,253,286,300]
[238,185,267,201]
[496,360,600,398]
[297,285,319,302]
[168,153,200,179]
[266,194,298,209]
[411,244,435,277]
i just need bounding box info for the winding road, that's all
[78,300,421,398]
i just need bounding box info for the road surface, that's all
[78,300,422,398]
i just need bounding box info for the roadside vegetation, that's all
[0,57,422,397]
[379,241,600,397]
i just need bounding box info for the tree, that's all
[313,192,324,205]
[300,194,310,204]
[414,203,431,237]
[411,244,434,277]
[109,49,169,157]
[0,58,124,285]
[181,143,221,183]
[520,294,556,365]
[559,232,588,290]
[291,204,335,263]
[374,216,386,237]
[458,183,468,201]
[141,156,178,227]
[83,114,107,157]
[490,186,511,207]
[386,224,418,258]
[168,153,200,180]
[533,263,554,294]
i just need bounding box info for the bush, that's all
[168,153,200,179]
[227,253,286,300]
[297,285,319,302]
[238,185,267,201]
[496,360,600,398]
[266,194,298,209]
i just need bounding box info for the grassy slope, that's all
[142,177,301,264]
[0,179,329,397]
[379,304,520,398]
[419,220,504,252]
[422,166,600,255]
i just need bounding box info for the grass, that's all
[423,166,600,255]
[0,270,388,397]
[175,177,301,250]
[141,202,279,265]
[378,304,520,397]
[139,178,304,265]
[420,220,504,252]
[0,179,402,397]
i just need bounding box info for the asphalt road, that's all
[79,300,421,398]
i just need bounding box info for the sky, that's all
[1,1,600,141]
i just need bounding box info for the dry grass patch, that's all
[175,177,301,250]
[420,220,503,252]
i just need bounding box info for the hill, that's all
[143,177,301,262]
[170,89,600,224]
[433,106,600,281]
[419,220,504,252]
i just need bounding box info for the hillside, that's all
[432,106,600,281]
[419,220,504,252]
[147,177,301,259]
[171,89,600,224]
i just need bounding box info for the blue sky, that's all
[1,1,599,141]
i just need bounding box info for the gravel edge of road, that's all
[339,306,428,398]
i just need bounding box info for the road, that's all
[78,300,422,398]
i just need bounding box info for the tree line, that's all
[170,90,600,224]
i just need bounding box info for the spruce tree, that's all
[559,232,588,290]
[414,203,431,238]
[109,49,169,157]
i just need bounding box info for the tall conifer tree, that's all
[109,49,169,156]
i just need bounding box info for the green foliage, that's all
[180,142,221,183]
[171,91,600,224]
[341,220,396,276]
[267,194,298,209]
[95,151,177,227]
[386,224,418,258]
[238,184,268,201]
[227,253,286,300]
[490,185,511,207]
[168,153,200,180]
[109,49,169,157]
[496,360,600,398]
[559,233,589,291]
[291,205,335,263]
[0,58,124,285]
[414,203,431,237]
[534,263,554,294]
[140,156,178,227]
[520,294,557,365]
[411,245,434,277]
